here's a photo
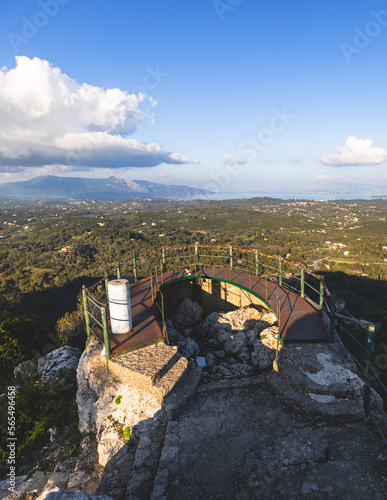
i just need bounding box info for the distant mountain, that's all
[0,175,212,200]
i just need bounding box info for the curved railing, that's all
[81,244,386,446]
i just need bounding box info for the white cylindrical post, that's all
[108,279,133,334]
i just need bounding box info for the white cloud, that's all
[0,56,191,172]
[319,136,387,166]
[221,154,247,165]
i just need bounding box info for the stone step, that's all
[265,372,364,423]
[126,421,167,500]
[151,356,189,401]
[274,357,359,399]
[108,343,179,392]
[161,363,202,420]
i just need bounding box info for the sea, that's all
[183,192,387,201]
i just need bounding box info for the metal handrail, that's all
[82,244,386,446]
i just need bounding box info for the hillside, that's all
[0,175,212,200]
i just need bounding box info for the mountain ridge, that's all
[0,175,212,200]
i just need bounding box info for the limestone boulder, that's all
[38,346,81,382]
[251,339,276,370]
[14,359,38,382]
[172,298,203,327]
[223,332,247,355]
[177,337,200,359]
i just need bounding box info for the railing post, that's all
[255,250,259,277]
[329,294,336,342]
[278,257,282,287]
[82,285,91,337]
[301,267,305,298]
[161,293,169,344]
[319,279,324,311]
[133,253,138,282]
[364,324,375,418]
[104,273,109,295]
[230,246,233,271]
[101,306,111,370]
[116,262,121,279]
[195,245,198,272]
[162,247,166,273]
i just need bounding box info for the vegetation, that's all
[0,370,81,478]
[0,196,386,479]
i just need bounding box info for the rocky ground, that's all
[2,298,386,500]
[153,377,387,500]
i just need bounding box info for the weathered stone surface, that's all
[66,435,102,493]
[164,319,181,344]
[176,337,200,359]
[38,346,81,382]
[171,297,203,326]
[251,337,276,370]
[96,444,136,499]
[14,359,38,381]
[37,471,71,500]
[303,352,363,397]
[152,356,188,400]
[150,380,386,500]
[108,343,178,392]
[45,492,114,500]
[0,475,28,500]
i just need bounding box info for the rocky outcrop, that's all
[76,335,201,473]
[266,343,365,422]
[38,346,82,382]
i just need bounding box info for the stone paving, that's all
[151,377,387,500]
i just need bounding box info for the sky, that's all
[0,0,387,194]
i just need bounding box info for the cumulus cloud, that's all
[221,154,247,165]
[319,136,387,166]
[0,56,191,171]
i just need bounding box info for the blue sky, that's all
[0,0,386,194]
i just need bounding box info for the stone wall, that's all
[160,277,272,319]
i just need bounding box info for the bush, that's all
[0,371,78,479]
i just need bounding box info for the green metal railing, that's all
[81,244,386,445]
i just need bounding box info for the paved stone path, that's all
[153,377,386,500]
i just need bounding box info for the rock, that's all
[213,350,225,359]
[22,471,46,497]
[38,346,81,382]
[229,363,254,378]
[176,337,200,358]
[223,332,247,355]
[77,338,164,467]
[66,435,102,493]
[214,327,233,344]
[96,443,136,499]
[172,298,203,327]
[245,330,258,347]
[251,339,275,370]
[205,353,216,367]
[45,492,114,499]
[0,475,27,500]
[303,353,363,397]
[37,471,71,500]
[164,319,181,344]
[237,347,251,364]
[14,359,38,381]
[196,356,206,367]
